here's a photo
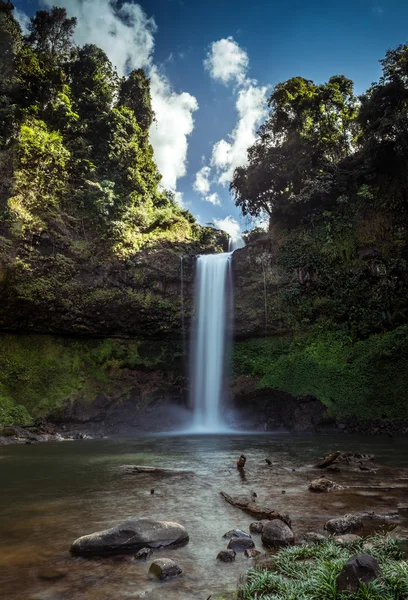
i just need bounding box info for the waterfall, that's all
[228,236,245,251]
[190,252,232,432]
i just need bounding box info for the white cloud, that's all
[43,0,156,73]
[205,192,221,205]
[193,165,211,195]
[174,191,185,208]
[14,7,30,34]
[31,0,197,195]
[149,66,198,190]
[204,36,248,86]
[211,84,268,185]
[214,215,241,239]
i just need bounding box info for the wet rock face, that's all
[149,558,182,580]
[70,519,189,556]
[261,519,294,548]
[227,537,255,552]
[336,554,381,593]
[217,550,236,563]
[325,514,363,535]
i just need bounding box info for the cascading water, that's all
[190,252,232,432]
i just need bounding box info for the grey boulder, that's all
[325,514,363,535]
[149,558,182,580]
[70,519,188,556]
[227,537,255,552]
[261,519,294,548]
[217,549,236,562]
[222,528,251,539]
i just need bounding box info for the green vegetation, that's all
[238,535,408,600]
[0,1,212,257]
[234,327,408,419]
[231,43,408,420]
[0,334,183,425]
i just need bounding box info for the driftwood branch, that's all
[220,492,291,527]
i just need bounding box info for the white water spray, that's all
[191,252,232,432]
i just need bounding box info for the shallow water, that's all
[1,433,408,600]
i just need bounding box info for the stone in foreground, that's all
[217,549,236,562]
[325,514,363,535]
[336,554,381,593]
[309,477,344,492]
[149,558,182,580]
[70,519,188,556]
[227,537,255,552]
[261,519,294,548]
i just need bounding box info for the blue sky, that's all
[13,0,408,238]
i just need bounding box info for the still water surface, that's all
[1,433,408,599]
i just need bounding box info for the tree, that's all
[118,69,153,132]
[26,7,76,61]
[231,75,358,226]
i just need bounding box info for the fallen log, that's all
[220,492,291,527]
[316,451,341,469]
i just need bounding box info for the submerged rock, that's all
[309,478,344,493]
[261,519,294,548]
[217,549,236,562]
[70,519,188,556]
[325,514,363,535]
[134,547,153,560]
[244,548,262,558]
[249,520,269,534]
[149,558,182,580]
[222,529,251,540]
[336,554,381,593]
[227,537,255,552]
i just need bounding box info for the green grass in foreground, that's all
[237,535,408,600]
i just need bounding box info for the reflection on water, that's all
[1,433,408,599]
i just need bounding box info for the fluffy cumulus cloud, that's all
[213,215,241,240]
[205,192,220,205]
[193,165,211,195]
[211,84,268,185]
[204,36,248,86]
[17,0,197,200]
[195,37,268,210]
[149,66,198,191]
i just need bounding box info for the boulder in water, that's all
[222,529,251,540]
[149,558,182,580]
[249,520,269,534]
[227,537,255,552]
[70,519,188,556]
[134,547,153,560]
[325,514,363,535]
[309,477,344,492]
[261,519,294,548]
[217,549,236,562]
